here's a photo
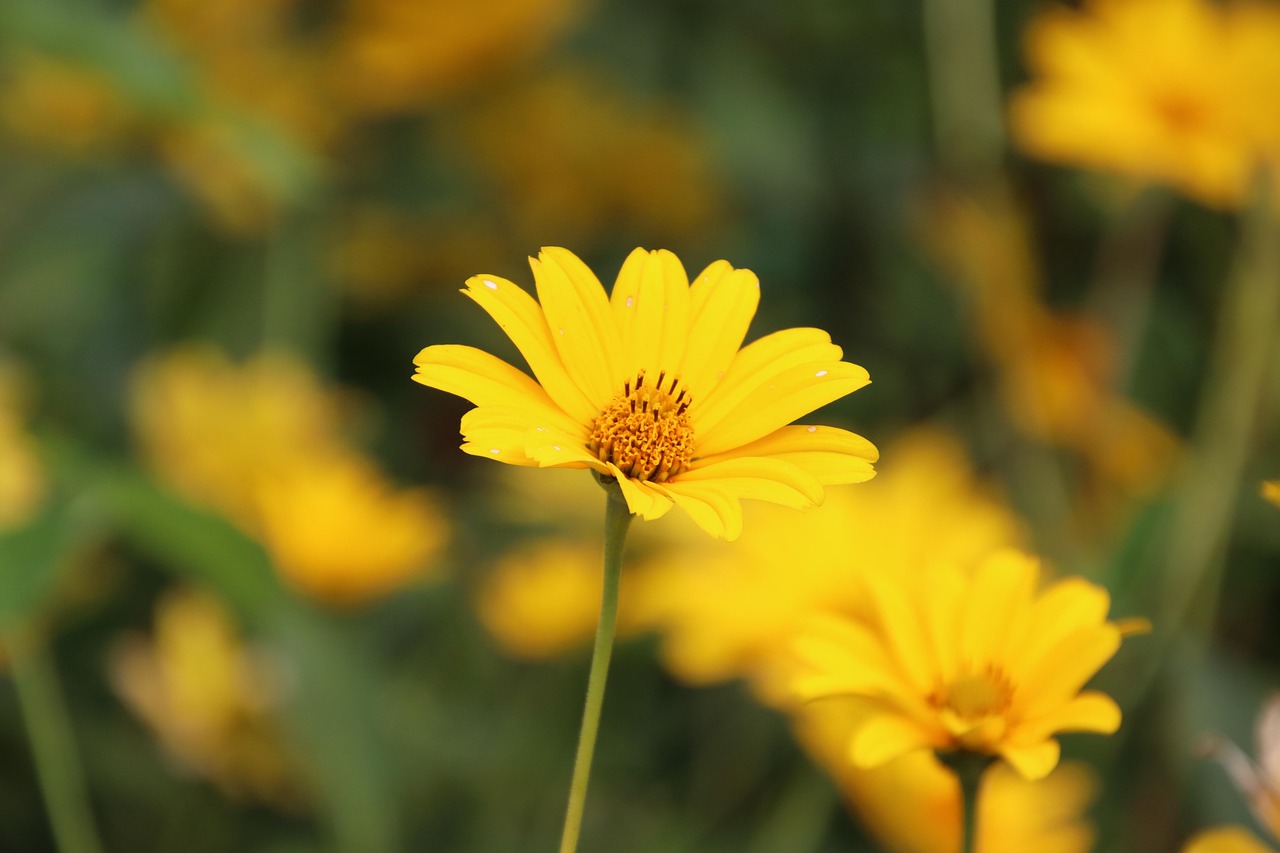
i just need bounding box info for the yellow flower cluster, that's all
[110,588,297,804]
[132,347,447,607]
[1010,0,1280,208]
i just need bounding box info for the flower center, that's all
[587,370,694,482]
[934,669,1014,722]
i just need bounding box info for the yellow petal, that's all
[532,248,622,408]
[694,328,842,430]
[998,739,1061,780]
[1005,577,1112,685]
[609,463,674,521]
[461,275,597,424]
[610,248,690,378]
[697,425,879,485]
[861,569,936,697]
[959,550,1039,666]
[523,428,610,472]
[675,456,824,509]
[658,480,744,540]
[413,345,566,422]
[695,360,871,457]
[851,714,933,768]
[1018,691,1121,741]
[1016,625,1122,719]
[679,264,760,404]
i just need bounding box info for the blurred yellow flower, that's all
[255,454,448,607]
[791,549,1142,780]
[0,365,45,531]
[330,0,581,114]
[110,588,296,804]
[413,246,877,540]
[132,347,346,525]
[795,696,1096,853]
[1184,828,1276,853]
[476,538,647,659]
[457,71,723,246]
[631,428,1021,702]
[1264,481,1280,508]
[0,53,137,156]
[1009,0,1280,208]
[133,347,447,606]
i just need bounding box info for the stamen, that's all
[587,371,695,483]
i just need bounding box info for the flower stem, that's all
[5,626,103,853]
[558,488,632,853]
[939,751,994,853]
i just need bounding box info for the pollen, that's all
[587,370,695,482]
[933,668,1014,722]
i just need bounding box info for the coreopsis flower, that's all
[1008,0,1280,209]
[133,347,447,606]
[110,588,297,805]
[796,696,1097,853]
[791,549,1144,780]
[413,247,877,540]
[630,428,1021,701]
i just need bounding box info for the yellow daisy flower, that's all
[791,549,1143,780]
[413,247,878,539]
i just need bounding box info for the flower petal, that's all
[1018,691,1121,742]
[697,425,879,485]
[998,739,1061,780]
[658,480,744,540]
[413,345,567,421]
[694,328,842,430]
[611,248,691,378]
[1016,625,1122,719]
[679,263,760,404]
[461,275,597,424]
[850,714,933,768]
[524,427,610,472]
[532,248,622,408]
[695,360,872,460]
[458,408,540,466]
[675,456,824,509]
[609,463,674,521]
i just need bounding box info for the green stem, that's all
[1159,173,1280,635]
[558,487,633,853]
[939,751,994,853]
[5,627,103,853]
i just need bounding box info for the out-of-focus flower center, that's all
[1154,92,1210,133]
[931,668,1016,748]
[587,370,694,482]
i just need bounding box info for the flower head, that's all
[1009,0,1280,208]
[791,549,1143,780]
[413,247,877,539]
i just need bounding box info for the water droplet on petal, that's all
[489,448,501,454]
[815,370,829,378]
[552,445,562,451]
[625,296,634,307]
[806,426,817,433]
[483,279,498,290]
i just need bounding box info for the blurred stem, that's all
[922,0,1005,181]
[558,487,632,853]
[1159,174,1280,635]
[1085,189,1175,392]
[4,626,103,853]
[939,751,994,853]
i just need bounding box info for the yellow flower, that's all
[133,347,447,606]
[791,549,1142,780]
[455,71,722,246]
[110,588,297,804]
[1184,828,1277,853]
[0,377,44,531]
[413,247,878,540]
[631,428,1021,701]
[795,696,1097,853]
[330,0,581,115]
[254,454,448,608]
[476,538,647,659]
[1264,481,1280,508]
[1008,0,1280,208]
[0,53,137,157]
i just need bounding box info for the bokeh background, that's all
[2,0,1280,850]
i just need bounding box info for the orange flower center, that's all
[939,671,1013,721]
[587,370,694,482]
